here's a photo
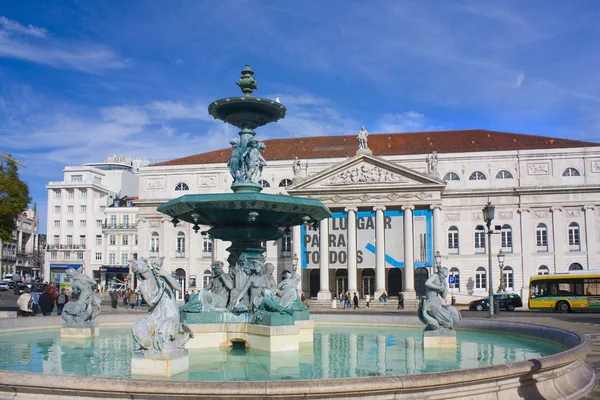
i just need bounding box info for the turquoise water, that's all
[0,325,564,381]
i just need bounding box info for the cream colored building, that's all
[132,129,600,305]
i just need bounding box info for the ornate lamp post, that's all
[482,201,496,317]
[497,250,505,292]
[434,250,442,270]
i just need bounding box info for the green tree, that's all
[0,156,31,241]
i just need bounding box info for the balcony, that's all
[175,251,186,258]
[46,244,87,251]
[102,223,138,230]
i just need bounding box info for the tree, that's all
[0,156,30,241]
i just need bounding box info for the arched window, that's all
[501,224,512,252]
[150,232,159,253]
[569,263,583,271]
[475,267,487,289]
[202,269,212,289]
[176,232,185,257]
[502,266,514,291]
[469,171,487,181]
[443,172,460,181]
[174,182,189,191]
[279,178,293,187]
[474,225,486,252]
[259,179,270,188]
[202,235,212,255]
[537,265,550,275]
[447,226,459,254]
[174,268,186,300]
[536,223,548,251]
[568,222,580,251]
[449,267,460,289]
[496,170,514,179]
[562,168,580,177]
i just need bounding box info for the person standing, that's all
[135,290,142,310]
[109,290,118,308]
[38,286,55,316]
[56,288,69,315]
[353,293,359,309]
[398,292,404,309]
[366,293,370,309]
[17,287,33,317]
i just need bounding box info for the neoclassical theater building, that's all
[135,129,600,305]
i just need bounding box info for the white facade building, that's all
[44,157,146,285]
[133,130,600,305]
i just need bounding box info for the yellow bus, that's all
[529,271,600,312]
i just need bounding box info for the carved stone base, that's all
[60,327,99,339]
[130,353,189,377]
[423,330,457,349]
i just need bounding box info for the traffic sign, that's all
[448,276,456,284]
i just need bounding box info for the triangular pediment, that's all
[288,154,445,195]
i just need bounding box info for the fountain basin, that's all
[208,96,286,129]
[0,313,594,399]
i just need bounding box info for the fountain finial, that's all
[236,63,258,96]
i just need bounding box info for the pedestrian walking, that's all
[39,286,55,316]
[17,287,33,317]
[109,290,118,309]
[366,293,370,309]
[135,290,142,310]
[56,288,69,315]
[398,292,404,309]
[353,293,359,309]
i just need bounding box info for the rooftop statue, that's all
[358,126,369,150]
[427,151,439,173]
[418,266,461,331]
[61,268,101,327]
[131,257,192,358]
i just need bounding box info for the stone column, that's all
[550,207,564,272]
[431,205,442,256]
[317,218,331,300]
[402,205,416,299]
[517,208,532,307]
[292,225,303,293]
[584,205,597,269]
[374,206,386,298]
[345,207,358,295]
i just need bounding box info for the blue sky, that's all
[1,1,600,233]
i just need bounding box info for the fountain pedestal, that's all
[423,330,457,349]
[60,326,99,339]
[131,352,189,377]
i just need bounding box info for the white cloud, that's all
[372,112,442,133]
[0,16,47,38]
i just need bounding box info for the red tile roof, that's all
[153,129,599,166]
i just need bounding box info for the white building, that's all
[128,130,600,305]
[44,157,147,285]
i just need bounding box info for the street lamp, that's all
[482,201,495,317]
[497,250,505,292]
[434,250,442,270]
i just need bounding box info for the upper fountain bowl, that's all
[208,96,286,129]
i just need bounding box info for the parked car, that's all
[6,281,16,289]
[468,293,523,312]
[13,284,27,295]
[0,282,9,291]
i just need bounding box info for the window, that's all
[51,252,57,260]
[122,235,129,246]
[66,235,73,245]
[76,252,83,260]
[584,279,600,296]
[53,235,59,245]
[279,178,293,187]
[448,226,459,254]
[66,220,73,227]
[449,267,460,289]
[121,253,128,265]
[568,222,580,251]
[96,220,102,227]
[80,205,87,213]
[202,236,212,254]
[536,223,548,251]
[174,182,189,191]
[109,253,116,264]
[95,253,102,261]
[502,266,514,290]
[469,171,487,181]
[260,179,270,188]
[54,190,61,199]
[126,200,133,207]
[54,206,61,213]
[150,232,159,253]
[94,177,101,184]
[79,235,86,247]
[443,172,460,181]
[134,234,138,246]
[109,235,116,246]
[176,232,185,257]
[80,220,86,227]
[64,252,70,260]
[569,263,583,271]
[203,269,212,289]
[475,267,487,289]
[474,225,486,252]
[66,189,74,199]
[280,234,291,256]
[54,220,60,227]
[67,205,74,213]
[537,265,550,275]
[71,175,82,182]
[501,224,512,252]
[562,167,580,177]
[109,215,117,228]
[95,235,102,246]
[496,170,514,179]
[80,189,87,199]
[123,215,129,227]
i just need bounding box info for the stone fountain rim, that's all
[0,314,594,399]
